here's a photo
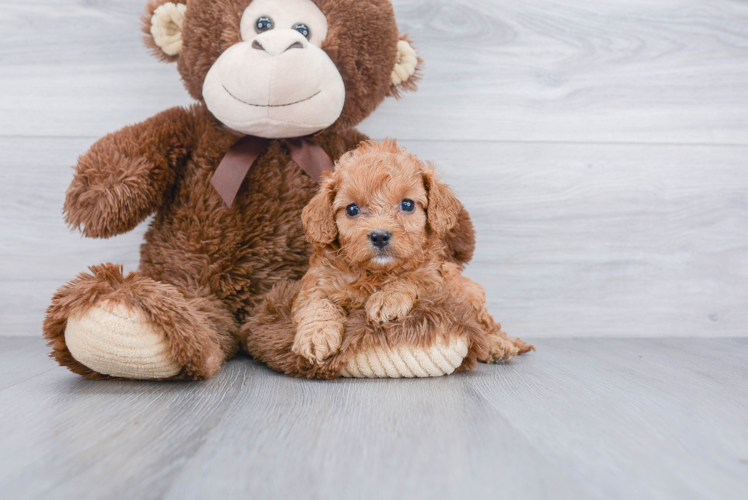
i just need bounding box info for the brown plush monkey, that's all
[43,0,476,380]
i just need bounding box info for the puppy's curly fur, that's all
[243,140,533,377]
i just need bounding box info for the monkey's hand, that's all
[64,106,199,238]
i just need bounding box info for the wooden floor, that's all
[0,337,746,500]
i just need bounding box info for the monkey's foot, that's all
[340,336,469,378]
[65,301,181,379]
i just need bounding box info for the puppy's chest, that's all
[330,273,387,309]
[330,272,439,311]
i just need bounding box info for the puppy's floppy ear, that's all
[423,164,462,237]
[142,1,187,63]
[302,176,338,247]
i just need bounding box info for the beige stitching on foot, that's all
[373,346,399,378]
[65,301,181,379]
[426,345,453,374]
[341,337,468,378]
[400,346,428,377]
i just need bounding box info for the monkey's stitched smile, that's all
[222,86,321,107]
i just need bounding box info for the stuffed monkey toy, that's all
[43,0,476,380]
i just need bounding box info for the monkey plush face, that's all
[144,0,420,138]
[202,0,345,138]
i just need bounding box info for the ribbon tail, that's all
[284,138,335,183]
[211,135,269,207]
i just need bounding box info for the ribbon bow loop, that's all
[211,135,334,207]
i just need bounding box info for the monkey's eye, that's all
[293,23,311,39]
[346,203,360,217]
[255,17,274,33]
[400,199,416,212]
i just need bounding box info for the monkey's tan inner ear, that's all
[391,40,418,85]
[151,2,187,56]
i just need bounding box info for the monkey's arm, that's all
[64,105,202,238]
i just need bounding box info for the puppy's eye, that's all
[255,17,274,33]
[400,199,416,212]
[346,203,360,217]
[293,23,311,39]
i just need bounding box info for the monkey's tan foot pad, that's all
[65,301,182,379]
[340,336,468,378]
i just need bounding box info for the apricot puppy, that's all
[291,140,532,364]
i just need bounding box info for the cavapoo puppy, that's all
[241,139,533,377]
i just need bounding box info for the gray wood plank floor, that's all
[1,337,746,500]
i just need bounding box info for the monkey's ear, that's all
[423,164,461,237]
[388,35,422,98]
[302,176,338,247]
[142,1,187,62]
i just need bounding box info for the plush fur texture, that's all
[44,0,474,380]
[242,141,533,378]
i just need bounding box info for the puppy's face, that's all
[333,160,429,269]
[302,140,462,271]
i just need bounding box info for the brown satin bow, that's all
[211,135,334,207]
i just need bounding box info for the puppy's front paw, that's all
[292,320,344,363]
[366,291,415,323]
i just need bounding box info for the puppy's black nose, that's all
[369,230,392,249]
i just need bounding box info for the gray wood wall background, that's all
[1,0,747,338]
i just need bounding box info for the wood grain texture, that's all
[1,0,748,143]
[0,337,746,499]
[3,137,747,337]
[367,0,748,143]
